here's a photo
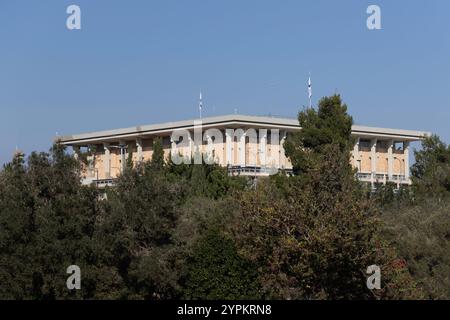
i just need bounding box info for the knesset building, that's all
[59,114,429,188]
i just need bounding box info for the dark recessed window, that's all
[359,139,371,149]
[377,140,388,152]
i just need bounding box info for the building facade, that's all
[59,114,429,188]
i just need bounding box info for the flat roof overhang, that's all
[351,125,430,141]
[58,114,431,146]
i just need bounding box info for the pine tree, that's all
[284,94,354,175]
[151,138,165,169]
[231,94,421,299]
[411,134,450,199]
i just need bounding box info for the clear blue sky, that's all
[0,0,449,164]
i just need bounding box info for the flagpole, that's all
[199,91,203,120]
[308,72,312,109]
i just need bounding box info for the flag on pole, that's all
[199,91,203,119]
[308,74,312,108]
[308,76,312,99]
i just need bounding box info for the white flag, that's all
[308,76,312,99]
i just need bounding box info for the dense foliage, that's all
[411,135,450,199]
[0,95,448,299]
[378,135,450,299]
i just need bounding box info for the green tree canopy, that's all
[229,95,420,299]
[411,134,450,198]
[151,137,165,169]
[284,94,354,174]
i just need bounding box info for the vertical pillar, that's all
[370,138,377,187]
[353,137,360,169]
[279,131,287,169]
[387,139,394,180]
[216,129,224,166]
[188,133,194,162]
[239,131,246,167]
[268,129,280,170]
[404,141,410,182]
[225,129,233,166]
[119,140,126,172]
[259,129,267,169]
[87,145,95,178]
[136,138,143,163]
[205,134,214,163]
[103,143,111,179]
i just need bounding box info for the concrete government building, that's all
[59,114,429,189]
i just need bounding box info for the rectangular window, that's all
[376,140,388,152]
[394,141,404,151]
[359,139,371,151]
[162,136,171,147]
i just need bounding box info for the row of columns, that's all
[103,140,142,179]
[78,134,409,182]
[125,129,287,173]
[74,129,286,179]
[171,129,287,168]
[352,138,410,185]
[223,129,286,168]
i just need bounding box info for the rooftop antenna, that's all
[199,90,203,119]
[234,108,238,115]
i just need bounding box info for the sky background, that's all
[0,0,449,164]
